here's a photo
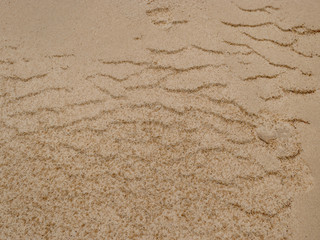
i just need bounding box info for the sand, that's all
[0,0,319,239]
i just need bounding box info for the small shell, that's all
[256,126,277,143]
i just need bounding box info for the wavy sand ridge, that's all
[1,0,319,239]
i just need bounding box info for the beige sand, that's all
[1,0,319,239]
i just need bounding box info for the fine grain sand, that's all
[1,0,320,239]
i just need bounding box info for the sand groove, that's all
[221,21,320,35]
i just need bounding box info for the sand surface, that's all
[1,0,319,239]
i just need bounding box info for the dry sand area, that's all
[1,0,320,239]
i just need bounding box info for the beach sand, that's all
[0,0,319,239]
